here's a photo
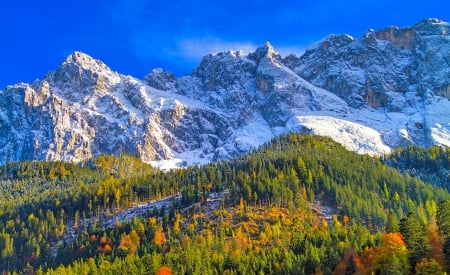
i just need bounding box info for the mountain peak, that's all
[144,68,176,91]
[412,18,450,35]
[249,41,281,63]
[65,51,93,62]
[46,51,116,88]
[62,51,111,72]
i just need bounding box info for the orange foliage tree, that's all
[333,248,364,275]
[427,218,445,268]
[370,232,409,274]
[153,227,165,246]
[118,230,140,256]
[156,265,173,275]
[97,236,113,254]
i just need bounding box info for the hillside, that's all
[0,134,449,274]
[385,145,450,190]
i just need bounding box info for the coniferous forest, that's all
[0,133,449,274]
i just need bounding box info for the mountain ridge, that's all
[1,18,450,167]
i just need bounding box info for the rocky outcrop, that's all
[285,18,450,110]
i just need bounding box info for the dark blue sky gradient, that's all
[1,0,449,88]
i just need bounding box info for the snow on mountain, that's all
[286,115,391,155]
[1,18,450,167]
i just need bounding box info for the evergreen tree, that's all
[386,210,399,233]
[400,213,431,272]
[437,200,450,273]
[437,200,450,237]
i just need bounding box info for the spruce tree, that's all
[386,210,399,233]
[400,213,431,272]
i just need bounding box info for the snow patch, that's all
[233,112,274,152]
[286,115,392,156]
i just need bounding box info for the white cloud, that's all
[174,37,258,60]
[172,37,308,60]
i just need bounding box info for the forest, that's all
[386,145,450,191]
[0,133,449,274]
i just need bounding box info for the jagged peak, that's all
[361,18,449,49]
[211,50,246,58]
[143,68,176,91]
[305,34,354,52]
[322,34,355,42]
[368,24,418,49]
[61,51,112,72]
[248,41,281,63]
[194,50,246,70]
[323,34,354,47]
[65,51,93,62]
[415,18,447,26]
[4,82,30,91]
[412,18,450,35]
[192,48,257,88]
[45,51,118,87]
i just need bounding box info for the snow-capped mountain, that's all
[1,18,450,168]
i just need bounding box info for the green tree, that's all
[437,200,450,237]
[400,213,431,272]
[443,238,450,273]
[437,200,450,273]
[414,258,444,275]
[386,210,399,233]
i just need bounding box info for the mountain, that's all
[1,18,450,167]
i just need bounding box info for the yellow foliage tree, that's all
[153,227,165,246]
[118,230,140,256]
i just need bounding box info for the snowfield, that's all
[286,115,392,156]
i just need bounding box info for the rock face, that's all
[283,18,450,148]
[1,19,450,167]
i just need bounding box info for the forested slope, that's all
[0,134,449,274]
[386,145,450,191]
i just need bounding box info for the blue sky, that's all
[1,0,449,88]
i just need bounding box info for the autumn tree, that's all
[332,248,363,275]
[173,213,182,236]
[156,265,173,275]
[371,233,409,275]
[153,227,165,247]
[414,258,444,275]
[118,230,140,256]
[426,218,445,268]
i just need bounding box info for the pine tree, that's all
[400,213,431,272]
[437,200,450,273]
[386,210,399,233]
[443,237,450,273]
[437,200,450,238]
